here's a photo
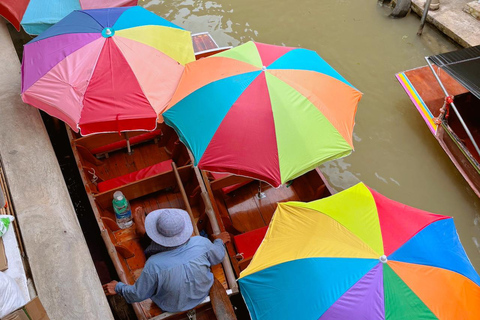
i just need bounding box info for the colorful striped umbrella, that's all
[239,182,480,320]
[163,41,362,187]
[21,6,195,136]
[0,0,137,35]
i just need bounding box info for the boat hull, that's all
[397,66,480,197]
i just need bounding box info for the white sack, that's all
[0,271,26,317]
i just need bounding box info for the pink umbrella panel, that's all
[21,7,195,135]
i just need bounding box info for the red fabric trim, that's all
[90,129,162,154]
[98,159,172,193]
[233,226,268,259]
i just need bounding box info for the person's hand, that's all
[213,232,231,244]
[103,281,118,296]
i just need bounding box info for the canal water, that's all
[144,0,480,270]
[7,1,479,318]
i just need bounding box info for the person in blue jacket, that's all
[102,208,230,313]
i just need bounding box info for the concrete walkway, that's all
[412,0,480,47]
[0,23,113,320]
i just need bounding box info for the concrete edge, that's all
[0,22,113,320]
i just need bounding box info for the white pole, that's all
[124,132,132,155]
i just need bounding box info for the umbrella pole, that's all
[256,180,266,199]
[188,153,238,292]
[124,132,133,155]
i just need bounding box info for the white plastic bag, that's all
[0,271,26,317]
[0,215,14,237]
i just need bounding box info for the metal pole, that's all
[425,57,480,158]
[255,180,266,199]
[417,0,432,36]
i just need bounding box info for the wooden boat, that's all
[201,169,335,275]
[67,33,235,320]
[67,32,336,319]
[396,45,480,197]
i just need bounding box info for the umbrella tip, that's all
[262,66,267,71]
[379,255,388,263]
[102,27,115,38]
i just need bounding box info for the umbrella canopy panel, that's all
[0,0,137,35]
[163,41,362,187]
[21,6,195,135]
[239,182,480,320]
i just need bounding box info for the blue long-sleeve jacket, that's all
[115,236,225,313]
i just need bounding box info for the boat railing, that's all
[425,56,480,158]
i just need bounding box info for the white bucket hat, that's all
[145,209,193,247]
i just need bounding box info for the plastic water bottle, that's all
[112,191,133,229]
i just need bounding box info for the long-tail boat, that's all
[67,32,336,319]
[396,45,480,197]
[68,33,236,320]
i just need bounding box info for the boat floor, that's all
[216,172,329,233]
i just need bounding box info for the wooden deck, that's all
[397,65,480,197]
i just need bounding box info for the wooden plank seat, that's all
[90,129,163,156]
[233,226,268,271]
[98,159,173,193]
[94,165,192,211]
[72,129,166,166]
[208,172,254,195]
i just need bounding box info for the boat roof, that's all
[429,45,480,100]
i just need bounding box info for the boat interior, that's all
[68,123,229,319]
[67,118,335,319]
[202,168,333,274]
[65,31,335,319]
[445,92,480,164]
[403,65,480,164]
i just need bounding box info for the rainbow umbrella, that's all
[21,6,195,136]
[239,182,480,320]
[0,0,137,35]
[163,41,362,188]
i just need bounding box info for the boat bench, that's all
[207,172,254,195]
[72,129,164,166]
[233,226,268,271]
[97,159,173,193]
[91,129,163,158]
[92,164,192,211]
[208,172,253,195]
